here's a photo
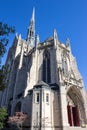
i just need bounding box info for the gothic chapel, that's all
[0,9,87,130]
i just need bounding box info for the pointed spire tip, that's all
[31,7,35,21]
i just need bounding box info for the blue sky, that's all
[0,0,87,90]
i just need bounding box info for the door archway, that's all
[67,86,86,127]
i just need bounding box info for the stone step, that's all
[63,126,87,130]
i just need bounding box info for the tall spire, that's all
[31,8,35,22]
[27,8,35,47]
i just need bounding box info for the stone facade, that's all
[0,9,87,130]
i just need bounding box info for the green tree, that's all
[0,22,15,90]
[0,107,8,129]
[0,22,15,59]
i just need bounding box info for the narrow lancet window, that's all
[36,93,39,103]
[46,93,49,103]
[43,49,51,83]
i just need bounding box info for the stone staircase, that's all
[63,126,87,130]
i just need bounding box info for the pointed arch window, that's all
[62,58,68,76]
[43,49,51,83]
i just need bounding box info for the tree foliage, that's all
[0,22,15,58]
[0,107,8,129]
[0,22,15,90]
[0,65,8,90]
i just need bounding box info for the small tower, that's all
[27,8,35,47]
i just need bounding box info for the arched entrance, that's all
[15,101,21,112]
[67,86,86,127]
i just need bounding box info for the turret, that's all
[27,8,35,47]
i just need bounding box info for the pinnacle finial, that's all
[36,35,40,45]
[66,38,70,46]
[54,29,58,40]
[66,38,71,52]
